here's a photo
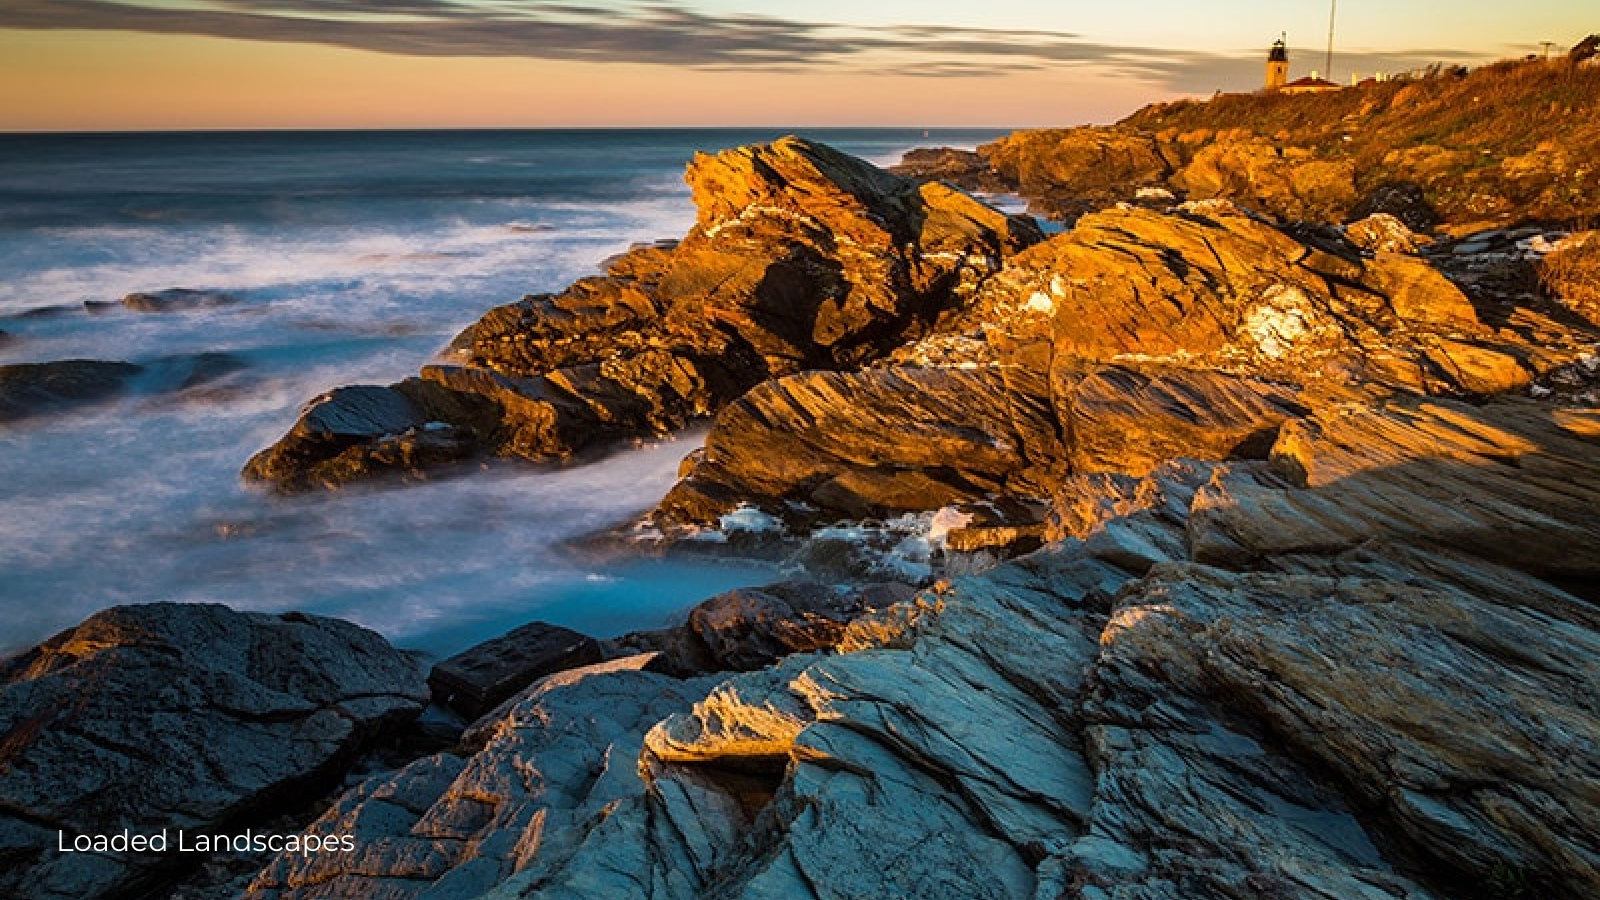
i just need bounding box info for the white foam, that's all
[0,187,783,658]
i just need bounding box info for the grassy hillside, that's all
[984,57,1600,231]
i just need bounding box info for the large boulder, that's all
[427,621,603,720]
[246,137,1039,491]
[0,603,428,900]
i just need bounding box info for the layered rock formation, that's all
[230,392,1600,900]
[661,200,1596,529]
[245,136,1038,492]
[116,124,1600,900]
[0,603,428,900]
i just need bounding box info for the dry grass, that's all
[1112,57,1600,226]
[1540,234,1600,315]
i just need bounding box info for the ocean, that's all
[0,128,1009,659]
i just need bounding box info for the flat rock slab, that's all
[0,602,428,900]
[428,621,602,720]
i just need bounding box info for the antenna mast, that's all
[1325,0,1337,80]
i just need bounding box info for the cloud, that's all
[0,0,1496,88]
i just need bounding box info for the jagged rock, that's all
[223,370,1600,900]
[428,622,603,720]
[242,380,496,491]
[684,583,858,671]
[661,204,1591,529]
[967,205,1569,396]
[0,359,143,422]
[0,603,428,900]
[1349,181,1441,234]
[1539,232,1600,328]
[246,137,1039,491]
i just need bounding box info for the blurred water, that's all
[0,128,1006,657]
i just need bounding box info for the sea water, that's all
[0,128,1008,658]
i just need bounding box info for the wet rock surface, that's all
[1,353,251,423]
[0,603,428,900]
[0,359,144,422]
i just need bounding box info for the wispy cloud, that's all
[0,0,1491,86]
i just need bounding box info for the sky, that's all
[0,0,1591,130]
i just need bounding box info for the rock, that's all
[659,203,1596,529]
[246,137,1040,491]
[117,288,239,313]
[1191,398,1600,587]
[980,127,1174,217]
[225,364,1600,900]
[1103,558,1600,899]
[242,380,496,491]
[1346,212,1422,254]
[1349,181,1440,233]
[658,365,1060,525]
[888,147,1009,193]
[966,206,1580,397]
[238,656,721,900]
[604,581,904,676]
[1170,139,1357,222]
[1062,366,1307,476]
[428,622,603,720]
[0,603,428,900]
[0,359,143,422]
[1539,232,1600,327]
[685,583,860,671]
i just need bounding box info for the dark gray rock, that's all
[0,359,143,422]
[240,380,496,492]
[0,602,428,900]
[428,621,603,720]
[686,583,860,671]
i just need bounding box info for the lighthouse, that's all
[1266,36,1289,90]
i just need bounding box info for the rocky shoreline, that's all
[6,60,1600,900]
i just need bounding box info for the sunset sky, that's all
[0,1,1592,130]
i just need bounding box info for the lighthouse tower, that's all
[1266,36,1289,90]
